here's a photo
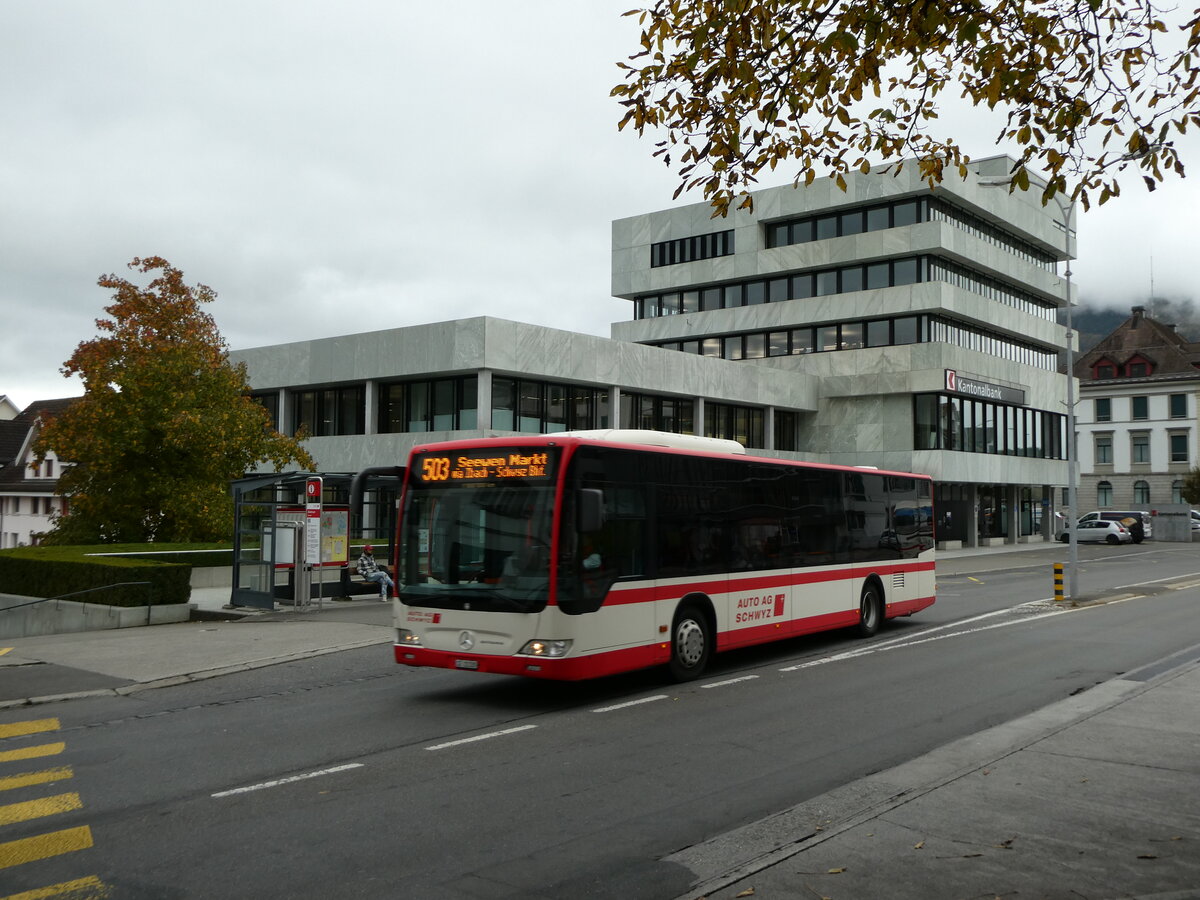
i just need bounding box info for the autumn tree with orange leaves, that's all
[36,257,315,543]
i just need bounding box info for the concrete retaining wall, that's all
[0,594,190,639]
[0,565,226,638]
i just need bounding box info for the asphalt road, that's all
[4,543,1200,898]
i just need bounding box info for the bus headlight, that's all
[519,639,572,658]
[398,629,422,646]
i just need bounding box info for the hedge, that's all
[0,545,193,607]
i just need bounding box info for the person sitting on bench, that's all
[357,545,395,600]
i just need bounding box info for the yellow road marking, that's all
[968,576,983,583]
[0,649,11,657]
[0,768,73,793]
[0,744,65,764]
[0,875,109,900]
[0,826,93,868]
[0,721,60,741]
[0,793,83,827]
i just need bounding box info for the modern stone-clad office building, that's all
[232,154,1073,548]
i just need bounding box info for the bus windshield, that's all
[398,448,560,613]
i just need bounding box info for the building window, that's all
[1095,363,1116,379]
[1127,359,1151,377]
[378,376,478,434]
[651,230,734,267]
[292,385,365,437]
[705,402,766,448]
[1094,398,1111,422]
[911,394,1065,459]
[1170,433,1189,463]
[1133,480,1150,504]
[653,312,1052,370]
[1170,393,1187,418]
[1097,481,1113,506]
[1095,435,1113,464]
[774,410,799,451]
[251,391,280,430]
[1131,433,1150,463]
[490,377,608,434]
[620,392,694,435]
[766,195,1054,269]
[1131,396,1149,420]
[1173,480,1184,503]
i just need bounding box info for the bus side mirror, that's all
[577,489,605,533]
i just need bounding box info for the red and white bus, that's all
[392,430,935,681]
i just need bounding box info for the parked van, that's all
[1078,510,1152,542]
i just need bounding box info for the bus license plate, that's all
[455,659,479,670]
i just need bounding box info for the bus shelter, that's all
[230,469,403,609]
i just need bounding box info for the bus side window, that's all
[602,486,646,578]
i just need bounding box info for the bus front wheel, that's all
[857,584,882,638]
[669,603,712,681]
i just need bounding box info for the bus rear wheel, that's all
[668,603,712,682]
[857,584,882,638]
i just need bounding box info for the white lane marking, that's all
[701,675,760,689]
[425,725,537,750]
[212,763,364,798]
[780,602,1074,672]
[592,694,670,713]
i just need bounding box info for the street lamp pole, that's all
[1056,197,1079,601]
[978,179,1079,599]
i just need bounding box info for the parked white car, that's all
[1077,510,1151,543]
[1059,520,1133,545]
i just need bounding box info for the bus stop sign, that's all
[305,477,323,564]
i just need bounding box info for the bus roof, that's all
[555,429,746,454]
[407,431,932,482]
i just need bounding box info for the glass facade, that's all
[292,385,365,437]
[637,254,1056,324]
[651,230,733,268]
[653,313,1056,370]
[705,402,766,448]
[913,394,1066,460]
[491,377,609,433]
[620,392,695,434]
[766,195,1056,270]
[379,377,478,434]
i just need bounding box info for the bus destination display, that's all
[416,449,556,483]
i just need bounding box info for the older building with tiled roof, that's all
[0,396,76,547]
[1073,306,1200,515]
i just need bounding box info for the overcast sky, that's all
[3,2,1198,412]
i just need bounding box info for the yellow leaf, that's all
[827,867,846,874]
[914,840,925,850]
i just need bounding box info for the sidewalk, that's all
[0,592,393,708]
[671,652,1200,900]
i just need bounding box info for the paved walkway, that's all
[671,652,1200,899]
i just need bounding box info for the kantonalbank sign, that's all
[944,369,1026,406]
